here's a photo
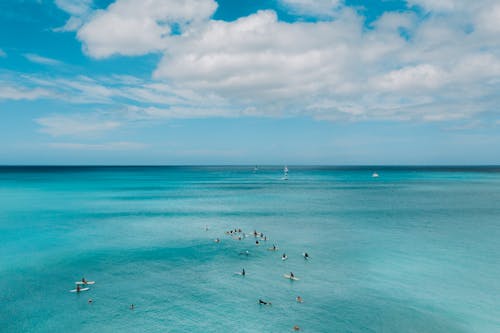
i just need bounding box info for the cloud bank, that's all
[22,0,500,131]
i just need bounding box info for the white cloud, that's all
[47,141,146,150]
[0,86,52,100]
[36,115,121,136]
[24,54,62,66]
[54,0,93,32]
[28,0,500,124]
[77,0,218,58]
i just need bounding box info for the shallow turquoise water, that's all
[1,166,499,332]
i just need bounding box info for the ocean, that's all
[1,166,499,332]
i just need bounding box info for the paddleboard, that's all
[234,272,246,276]
[267,247,278,251]
[282,256,288,261]
[70,287,90,293]
[283,274,299,281]
[75,281,95,285]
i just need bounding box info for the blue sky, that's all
[1,0,499,165]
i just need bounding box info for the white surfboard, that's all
[234,272,246,276]
[282,256,288,261]
[75,281,95,285]
[70,287,90,293]
[283,274,299,281]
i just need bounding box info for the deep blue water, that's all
[1,166,499,332]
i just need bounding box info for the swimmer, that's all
[255,240,260,245]
[293,325,300,331]
[303,252,309,259]
[88,298,93,304]
[130,304,135,310]
[296,296,303,303]
[282,253,287,259]
[214,238,220,243]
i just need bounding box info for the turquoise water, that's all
[1,166,499,333]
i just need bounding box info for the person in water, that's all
[76,285,81,292]
[296,296,303,303]
[242,268,245,276]
[304,252,309,259]
[130,304,135,310]
[82,277,87,284]
[255,240,259,245]
[293,325,300,331]
[282,253,287,259]
[290,272,295,278]
[259,299,271,305]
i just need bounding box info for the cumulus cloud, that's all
[77,0,218,58]
[40,0,500,124]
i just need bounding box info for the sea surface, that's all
[1,166,499,333]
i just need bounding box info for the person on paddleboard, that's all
[290,272,295,278]
[76,285,81,292]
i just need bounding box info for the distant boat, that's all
[372,172,379,178]
[283,166,289,180]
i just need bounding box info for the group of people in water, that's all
[217,227,310,331]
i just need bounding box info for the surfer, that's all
[76,285,81,293]
[303,252,309,259]
[242,268,245,276]
[82,277,87,284]
[259,299,271,305]
[290,272,295,278]
[282,253,287,260]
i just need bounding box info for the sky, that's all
[0,0,499,165]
